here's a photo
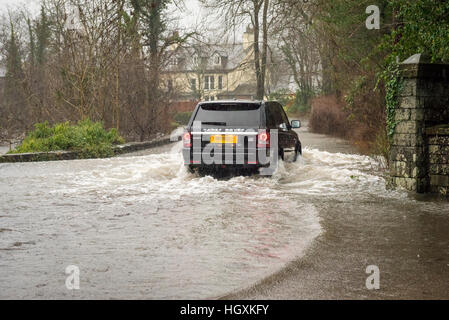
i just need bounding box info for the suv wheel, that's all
[293,142,302,162]
[279,148,285,161]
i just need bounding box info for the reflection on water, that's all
[0,142,407,299]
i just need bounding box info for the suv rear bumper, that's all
[182,147,271,167]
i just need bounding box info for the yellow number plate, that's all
[210,135,237,144]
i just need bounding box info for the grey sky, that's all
[0,0,40,13]
[0,0,245,42]
[0,0,203,29]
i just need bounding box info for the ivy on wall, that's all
[379,61,403,142]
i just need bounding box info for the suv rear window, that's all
[193,103,261,127]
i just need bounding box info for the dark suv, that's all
[182,100,302,174]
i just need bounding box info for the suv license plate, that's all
[210,135,237,144]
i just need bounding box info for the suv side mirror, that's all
[291,120,301,129]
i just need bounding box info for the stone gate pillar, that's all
[389,54,449,193]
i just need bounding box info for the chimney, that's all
[169,31,180,51]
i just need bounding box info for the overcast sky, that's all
[0,0,40,14]
[0,0,205,30]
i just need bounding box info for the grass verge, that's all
[9,119,125,158]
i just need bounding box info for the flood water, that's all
[1,128,448,299]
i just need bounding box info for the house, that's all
[163,27,292,103]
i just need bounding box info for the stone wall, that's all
[389,54,449,195]
[426,125,449,195]
[0,135,180,163]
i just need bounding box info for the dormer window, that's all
[169,57,178,66]
[193,56,198,65]
[214,55,221,65]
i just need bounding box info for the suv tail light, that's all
[257,130,270,148]
[183,131,192,148]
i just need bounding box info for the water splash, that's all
[0,142,402,299]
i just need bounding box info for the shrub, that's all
[9,119,125,158]
[267,89,294,107]
[267,89,314,115]
[309,95,349,138]
[285,89,314,115]
[370,127,390,163]
[173,111,193,126]
[288,101,311,115]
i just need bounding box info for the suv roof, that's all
[198,100,263,105]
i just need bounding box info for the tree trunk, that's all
[253,2,262,100]
[259,0,269,100]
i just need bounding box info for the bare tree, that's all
[271,0,321,106]
[0,0,196,141]
[200,0,275,100]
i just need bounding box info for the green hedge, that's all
[9,119,125,158]
[174,111,193,126]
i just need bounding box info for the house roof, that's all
[165,43,251,73]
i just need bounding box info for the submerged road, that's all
[227,127,449,299]
[1,124,448,299]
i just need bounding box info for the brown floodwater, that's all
[1,126,448,299]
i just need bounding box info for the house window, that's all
[204,76,215,90]
[169,57,178,66]
[190,78,196,91]
[218,76,223,90]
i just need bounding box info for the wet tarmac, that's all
[227,128,449,300]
